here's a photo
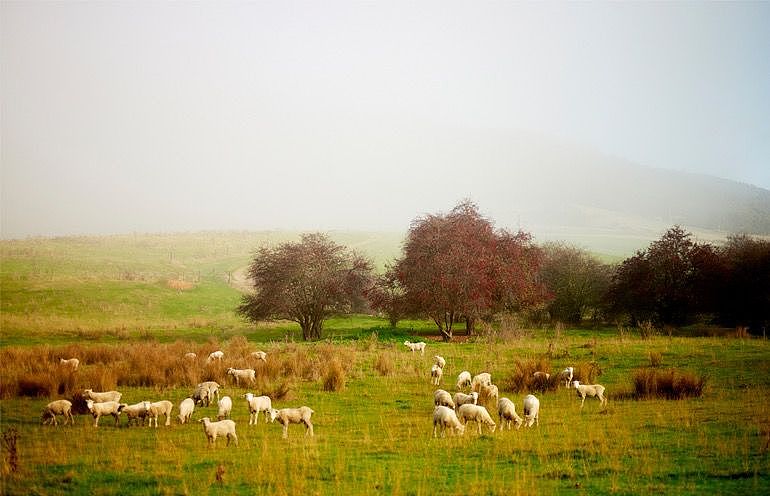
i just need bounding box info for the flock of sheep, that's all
[42,343,608,446]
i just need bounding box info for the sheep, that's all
[479,383,499,407]
[453,391,479,410]
[561,367,574,387]
[430,364,443,386]
[433,389,455,409]
[197,381,222,405]
[267,406,315,438]
[226,367,256,386]
[122,401,151,427]
[433,405,465,437]
[243,393,272,425]
[192,385,210,407]
[403,341,426,355]
[83,389,122,403]
[573,380,607,409]
[199,417,238,447]
[456,371,472,390]
[471,372,492,392]
[206,350,224,363]
[433,355,446,369]
[148,400,174,427]
[184,352,197,360]
[497,397,523,431]
[178,398,195,424]
[250,351,267,362]
[217,396,233,420]
[41,399,74,426]
[59,358,79,370]
[533,371,551,380]
[85,399,124,427]
[522,394,540,428]
[457,404,497,434]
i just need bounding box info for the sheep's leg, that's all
[282,424,289,438]
[305,420,314,437]
[580,395,585,409]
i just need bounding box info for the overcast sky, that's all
[2,1,769,239]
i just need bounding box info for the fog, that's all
[2,1,769,239]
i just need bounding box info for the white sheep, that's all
[83,389,122,403]
[41,399,74,426]
[250,351,267,362]
[430,364,443,386]
[573,381,607,409]
[178,398,195,424]
[457,404,497,434]
[243,393,272,425]
[471,372,492,392]
[206,350,224,363]
[217,396,233,420]
[196,381,222,406]
[533,371,551,380]
[122,401,151,427]
[85,399,124,427]
[522,394,540,428]
[452,391,479,410]
[184,352,197,360]
[456,371,472,390]
[433,389,455,409]
[497,397,523,431]
[403,341,426,355]
[433,355,446,368]
[148,400,174,427]
[199,417,238,447]
[561,367,574,387]
[267,406,315,438]
[479,383,499,407]
[433,405,465,437]
[59,358,79,370]
[226,367,256,386]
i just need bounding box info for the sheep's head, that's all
[471,392,479,403]
[242,393,253,400]
[226,368,234,375]
[457,424,466,435]
[403,341,410,346]
[142,401,151,411]
[573,380,580,388]
[266,408,279,423]
[85,399,95,411]
[198,417,210,424]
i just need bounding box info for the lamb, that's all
[122,401,151,427]
[83,389,122,403]
[85,399,124,427]
[433,405,465,437]
[573,381,607,409]
[457,404,497,434]
[243,393,272,425]
[403,341,426,355]
[561,367,574,387]
[192,385,210,407]
[471,372,492,392]
[178,398,195,424]
[430,364,443,386]
[199,417,238,447]
[206,350,224,363]
[522,394,540,428]
[456,371,472,390]
[196,381,222,406]
[217,396,233,420]
[479,383,499,407]
[433,355,446,369]
[59,358,79,370]
[226,367,256,386]
[497,397,523,431]
[184,352,197,360]
[267,406,315,438]
[533,371,551,380]
[452,391,479,410]
[148,400,174,427]
[433,389,455,409]
[41,399,74,426]
[250,351,267,362]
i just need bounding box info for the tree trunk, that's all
[466,316,475,336]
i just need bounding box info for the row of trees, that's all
[238,202,769,340]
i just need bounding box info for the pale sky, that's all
[2,1,769,238]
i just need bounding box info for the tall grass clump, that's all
[500,358,559,393]
[632,368,706,399]
[322,358,347,392]
[374,352,395,376]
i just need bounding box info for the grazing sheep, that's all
[561,367,574,388]
[41,399,74,426]
[433,405,465,437]
[573,381,607,409]
[197,381,222,405]
[217,396,233,420]
[433,389,455,409]
[243,393,272,425]
[267,406,315,438]
[122,401,151,427]
[471,373,492,392]
[403,341,426,355]
[533,371,551,380]
[85,399,124,427]
[457,404,497,434]
[59,358,79,370]
[178,398,195,424]
[497,397,523,431]
[433,355,446,369]
[184,352,197,360]
[199,417,238,447]
[479,383,499,407]
[148,400,174,427]
[226,367,256,386]
[522,394,540,428]
[453,391,479,410]
[456,371,472,390]
[250,351,267,362]
[206,350,224,363]
[83,389,122,403]
[430,364,443,386]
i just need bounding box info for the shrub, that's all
[572,361,602,384]
[500,358,559,393]
[648,351,663,368]
[322,358,346,392]
[632,368,705,399]
[374,352,395,376]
